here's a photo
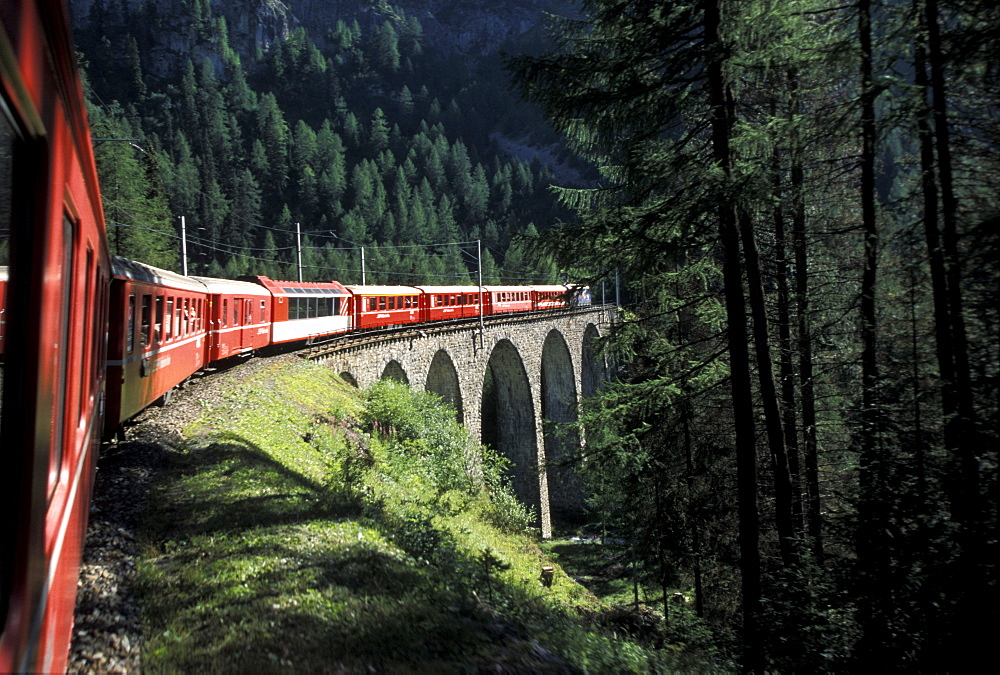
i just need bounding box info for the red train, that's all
[100,267,587,440]
[1,1,111,670]
[0,1,591,669]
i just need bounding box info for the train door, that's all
[239,297,253,352]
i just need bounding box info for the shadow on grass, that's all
[139,433,673,672]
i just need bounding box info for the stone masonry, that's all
[313,307,612,538]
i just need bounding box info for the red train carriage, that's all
[1,0,112,670]
[244,276,351,345]
[532,285,571,311]
[482,286,534,315]
[347,285,422,330]
[416,286,483,321]
[193,276,272,360]
[106,258,209,434]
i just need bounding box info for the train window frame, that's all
[140,294,151,348]
[155,296,164,344]
[79,249,94,422]
[127,294,136,353]
[167,298,175,340]
[49,213,75,498]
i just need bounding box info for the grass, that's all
[133,359,711,672]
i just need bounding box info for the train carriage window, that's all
[155,296,164,344]
[79,250,95,421]
[233,299,239,326]
[182,298,189,336]
[165,298,173,341]
[50,215,74,495]
[127,294,136,353]
[222,300,228,327]
[140,295,151,347]
[260,299,266,323]
[377,297,385,311]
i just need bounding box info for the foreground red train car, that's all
[0,0,111,670]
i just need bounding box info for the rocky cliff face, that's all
[292,0,567,55]
[70,1,296,76]
[69,0,567,63]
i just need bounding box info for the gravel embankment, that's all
[67,354,296,673]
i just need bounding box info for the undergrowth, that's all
[133,360,708,672]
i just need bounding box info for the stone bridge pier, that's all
[314,307,613,537]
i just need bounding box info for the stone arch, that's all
[425,349,464,423]
[339,372,359,388]
[581,323,604,399]
[541,329,583,521]
[480,339,540,518]
[380,360,409,384]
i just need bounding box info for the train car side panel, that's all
[1,1,111,670]
[243,276,351,345]
[192,277,271,361]
[106,259,209,431]
[483,286,533,315]
[416,286,482,322]
[346,285,421,331]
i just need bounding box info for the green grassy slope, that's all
[133,359,699,672]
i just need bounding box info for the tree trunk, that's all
[772,151,803,533]
[856,0,891,665]
[788,69,823,563]
[923,0,984,665]
[739,209,797,567]
[706,1,761,670]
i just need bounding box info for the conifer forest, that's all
[73,0,996,670]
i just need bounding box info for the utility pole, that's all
[477,239,484,347]
[180,215,188,276]
[296,222,303,282]
[360,246,366,284]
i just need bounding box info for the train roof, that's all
[345,285,422,296]
[112,257,208,293]
[481,285,535,293]
[413,285,483,294]
[190,276,272,297]
[241,275,350,296]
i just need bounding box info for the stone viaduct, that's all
[311,307,614,538]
